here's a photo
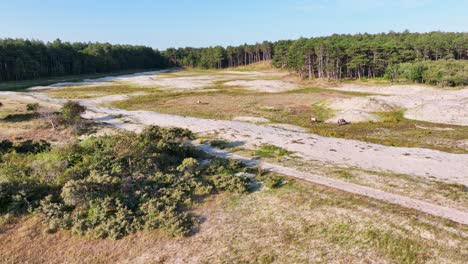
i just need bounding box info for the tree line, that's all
[0,39,167,81]
[163,41,273,69]
[166,31,467,81]
[1,31,466,83]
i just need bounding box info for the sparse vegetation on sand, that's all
[109,85,468,153]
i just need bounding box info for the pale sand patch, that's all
[325,85,468,126]
[233,116,270,123]
[267,123,308,132]
[224,80,299,93]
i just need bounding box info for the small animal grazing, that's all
[310,117,318,122]
[197,100,202,104]
[337,119,350,126]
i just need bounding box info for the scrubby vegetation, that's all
[385,59,468,86]
[0,126,255,239]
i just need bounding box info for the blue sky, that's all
[1,0,467,50]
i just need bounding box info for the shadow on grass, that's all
[2,113,37,122]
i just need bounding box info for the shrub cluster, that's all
[385,60,467,86]
[0,126,253,239]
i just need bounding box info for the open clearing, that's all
[1,66,467,263]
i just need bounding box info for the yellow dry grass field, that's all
[1,179,467,264]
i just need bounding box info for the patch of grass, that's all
[209,140,232,149]
[310,101,335,121]
[434,181,468,201]
[378,109,405,123]
[333,169,355,180]
[320,222,427,263]
[255,145,292,158]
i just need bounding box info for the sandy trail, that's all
[198,144,468,225]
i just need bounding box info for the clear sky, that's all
[1,0,467,50]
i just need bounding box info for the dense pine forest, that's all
[165,31,467,83]
[0,39,167,81]
[1,31,467,85]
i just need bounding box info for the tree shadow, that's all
[2,113,37,122]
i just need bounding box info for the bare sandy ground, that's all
[28,69,293,92]
[327,85,468,126]
[233,116,270,123]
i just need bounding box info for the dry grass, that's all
[0,97,72,143]
[1,179,467,263]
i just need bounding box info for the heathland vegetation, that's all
[1,31,467,85]
[0,124,266,239]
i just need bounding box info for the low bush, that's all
[26,103,39,112]
[1,126,253,239]
[62,101,86,123]
[255,172,284,189]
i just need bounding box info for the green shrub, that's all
[26,103,39,112]
[210,174,251,193]
[0,182,52,214]
[255,173,284,189]
[61,101,86,123]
